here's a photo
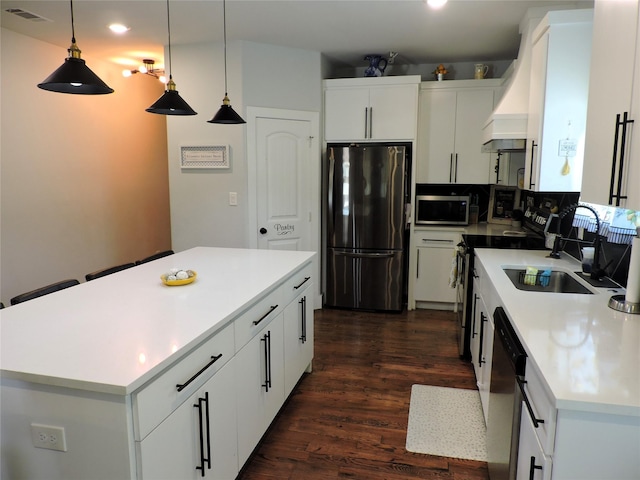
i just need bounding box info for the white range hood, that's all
[482,10,547,151]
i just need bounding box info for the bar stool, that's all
[10,279,80,305]
[85,262,136,281]
[136,250,174,265]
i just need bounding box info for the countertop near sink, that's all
[475,248,639,417]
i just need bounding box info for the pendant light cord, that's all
[69,0,76,43]
[223,0,228,95]
[166,0,173,80]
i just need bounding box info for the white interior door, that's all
[247,108,318,252]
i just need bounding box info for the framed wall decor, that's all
[488,185,520,225]
[180,145,229,169]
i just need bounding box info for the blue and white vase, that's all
[364,55,388,77]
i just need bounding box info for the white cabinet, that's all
[324,76,420,141]
[524,9,593,192]
[138,359,238,480]
[283,276,314,398]
[417,81,499,184]
[582,0,640,209]
[470,271,494,423]
[516,405,552,480]
[413,229,461,308]
[235,309,285,466]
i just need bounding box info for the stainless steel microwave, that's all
[415,195,470,226]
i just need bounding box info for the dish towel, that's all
[449,250,458,288]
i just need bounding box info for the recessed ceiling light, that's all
[109,23,130,34]
[426,0,448,8]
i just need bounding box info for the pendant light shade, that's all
[146,0,197,116]
[208,0,245,124]
[208,96,246,124]
[37,0,113,95]
[146,78,197,115]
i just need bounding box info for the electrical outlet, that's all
[229,192,238,206]
[31,423,67,452]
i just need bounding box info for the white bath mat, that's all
[405,384,487,461]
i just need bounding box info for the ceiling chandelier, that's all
[123,59,166,84]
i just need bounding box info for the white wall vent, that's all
[4,8,52,22]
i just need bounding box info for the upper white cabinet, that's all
[524,9,593,192]
[581,0,640,209]
[417,80,501,184]
[324,76,420,141]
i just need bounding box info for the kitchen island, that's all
[1,247,315,480]
[475,248,639,479]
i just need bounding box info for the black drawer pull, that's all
[293,276,311,290]
[516,377,545,428]
[529,456,542,480]
[252,305,278,325]
[176,354,223,392]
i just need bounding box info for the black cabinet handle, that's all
[454,153,458,183]
[364,108,369,138]
[449,154,454,183]
[176,354,223,392]
[294,276,311,290]
[609,112,634,206]
[528,140,537,189]
[194,392,211,476]
[529,456,542,480]
[471,295,478,338]
[478,312,486,366]
[252,305,278,326]
[261,331,272,392]
[516,377,545,428]
[299,296,307,343]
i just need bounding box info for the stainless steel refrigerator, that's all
[325,143,409,311]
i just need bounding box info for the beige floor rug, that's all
[405,384,487,461]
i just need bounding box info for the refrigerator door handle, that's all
[335,251,396,259]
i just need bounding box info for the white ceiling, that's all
[1,0,593,71]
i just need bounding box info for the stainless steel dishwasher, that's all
[487,307,527,480]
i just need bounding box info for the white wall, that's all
[166,40,322,252]
[0,28,171,303]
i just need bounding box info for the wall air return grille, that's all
[4,8,51,22]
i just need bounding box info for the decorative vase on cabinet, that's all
[364,55,387,77]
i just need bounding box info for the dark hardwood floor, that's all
[237,308,490,480]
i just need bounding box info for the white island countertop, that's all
[475,248,640,417]
[0,247,315,396]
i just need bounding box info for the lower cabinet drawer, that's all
[133,322,235,440]
[282,263,312,305]
[523,364,557,455]
[234,285,284,350]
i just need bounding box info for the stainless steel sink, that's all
[503,268,593,294]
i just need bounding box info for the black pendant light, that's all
[37,0,114,94]
[146,0,197,116]
[208,0,245,124]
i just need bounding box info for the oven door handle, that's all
[516,376,545,428]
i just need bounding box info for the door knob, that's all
[259,227,267,234]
